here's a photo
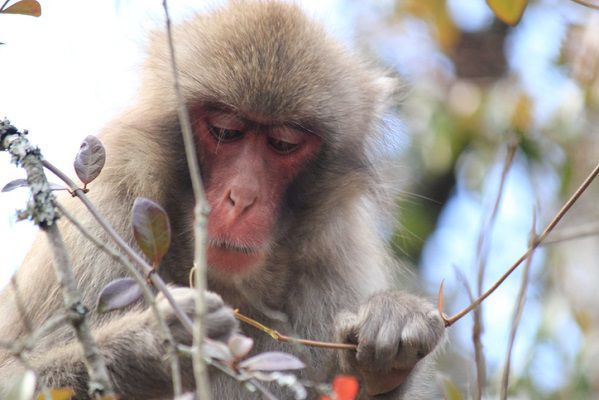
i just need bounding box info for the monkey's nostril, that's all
[227,188,257,214]
[226,190,236,207]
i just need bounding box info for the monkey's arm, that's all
[14,288,237,400]
[31,311,177,399]
[335,291,446,400]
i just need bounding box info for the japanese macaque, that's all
[0,1,445,399]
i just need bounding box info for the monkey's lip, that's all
[206,239,266,274]
[208,239,260,254]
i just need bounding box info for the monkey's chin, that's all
[206,246,265,275]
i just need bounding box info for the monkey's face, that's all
[194,110,321,275]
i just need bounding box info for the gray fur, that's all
[0,1,444,399]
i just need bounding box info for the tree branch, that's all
[161,1,212,398]
[0,120,114,397]
[442,160,599,326]
[57,203,183,396]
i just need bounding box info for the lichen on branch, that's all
[0,119,57,227]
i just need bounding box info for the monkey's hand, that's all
[153,287,239,345]
[335,291,445,397]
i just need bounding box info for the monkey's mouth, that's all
[206,238,266,274]
[208,239,260,255]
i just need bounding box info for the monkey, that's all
[0,1,445,399]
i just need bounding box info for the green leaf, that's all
[131,197,171,267]
[6,370,36,400]
[486,0,528,26]
[1,0,41,17]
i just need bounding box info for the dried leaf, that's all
[131,197,171,267]
[486,0,528,26]
[1,0,41,17]
[2,179,28,192]
[203,338,233,362]
[37,388,75,400]
[97,278,143,313]
[238,351,305,372]
[5,370,36,400]
[74,135,106,185]
[228,334,254,359]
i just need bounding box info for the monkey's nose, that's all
[227,188,257,216]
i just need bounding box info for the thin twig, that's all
[500,212,536,400]
[45,224,114,397]
[570,0,599,10]
[11,277,33,333]
[472,142,517,399]
[442,161,599,326]
[161,1,212,398]
[196,271,358,351]
[234,310,357,351]
[57,203,183,396]
[541,222,599,245]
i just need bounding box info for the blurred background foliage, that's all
[353,0,599,398]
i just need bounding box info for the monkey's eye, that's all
[268,138,300,154]
[208,124,243,143]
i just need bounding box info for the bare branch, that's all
[541,222,599,245]
[500,212,537,400]
[57,203,183,396]
[570,0,599,10]
[161,1,212,398]
[442,160,599,326]
[472,142,517,399]
[0,120,114,397]
[234,310,357,351]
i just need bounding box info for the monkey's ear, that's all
[372,76,403,115]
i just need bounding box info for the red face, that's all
[194,111,321,275]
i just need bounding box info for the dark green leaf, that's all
[131,197,171,266]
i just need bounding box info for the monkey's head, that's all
[138,1,397,279]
